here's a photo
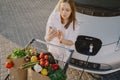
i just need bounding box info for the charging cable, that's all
[79,44,93,80]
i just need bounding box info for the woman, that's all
[45,0,80,79]
[44,0,80,61]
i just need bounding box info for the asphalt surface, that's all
[0,0,58,47]
[0,0,58,80]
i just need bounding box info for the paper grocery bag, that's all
[28,68,50,80]
[7,57,27,80]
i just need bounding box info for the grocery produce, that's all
[39,53,50,67]
[12,48,25,58]
[39,52,45,58]
[24,48,32,55]
[20,61,37,70]
[44,55,49,60]
[52,64,59,70]
[21,51,67,80]
[24,55,31,62]
[5,61,14,69]
[31,56,38,62]
[48,54,55,64]
[48,69,67,80]
[41,68,48,76]
[34,64,42,73]
[45,60,49,67]
[29,48,37,54]
[39,59,45,66]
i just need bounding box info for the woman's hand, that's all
[57,30,74,46]
[57,30,64,42]
[44,27,57,41]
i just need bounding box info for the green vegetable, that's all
[12,48,25,58]
[48,65,66,80]
[24,47,32,55]
[20,61,37,70]
[48,55,55,64]
[48,69,67,80]
[47,65,54,75]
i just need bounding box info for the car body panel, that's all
[76,12,120,45]
[70,12,120,74]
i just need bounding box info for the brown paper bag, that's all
[7,57,27,80]
[28,68,50,80]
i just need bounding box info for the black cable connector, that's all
[79,44,93,80]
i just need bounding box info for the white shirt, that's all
[45,12,80,61]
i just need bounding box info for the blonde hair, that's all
[59,0,76,30]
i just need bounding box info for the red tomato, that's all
[40,60,45,66]
[5,61,14,69]
[44,55,49,60]
[39,52,45,58]
[37,57,40,60]
[40,58,44,62]
[45,61,49,67]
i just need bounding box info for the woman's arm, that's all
[44,27,57,42]
[45,12,58,42]
[60,38,74,46]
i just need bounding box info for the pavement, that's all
[0,0,58,80]
[0,0,58,47]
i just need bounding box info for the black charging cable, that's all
[79,44,93,80]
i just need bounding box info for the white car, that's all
[69,0,120,77]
